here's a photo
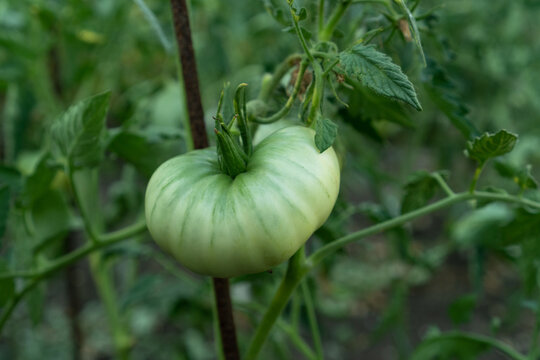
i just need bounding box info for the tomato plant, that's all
[1,0,540,359]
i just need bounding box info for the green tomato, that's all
[145,126,340,277]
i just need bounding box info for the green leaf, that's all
[22,153,57,205]
[448,294,477,325]
[338,44,422,110]
[401,171,445,213]
[30,190,71,253]
[465,130,518,165]
[411,331,525,360]
[108,129,184,178]
[314,118,338,152]
[0,260,15,308]
[50,91,111,169]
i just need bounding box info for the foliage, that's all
[0,0,539,359]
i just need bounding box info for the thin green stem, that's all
[301,281,324,359]
[259,54,302,103]
[434,332,527,360]
[432,172,455,197]
[245,191,540,357]
[319,0,352,42]
[0,278,39,333]
[318,0,325,34]
[322,59,339,77]
[244,248,308,360]
[469,163,485,193]
[277,319,317,360]
[287,1,314,62]
[252,61,309,124]
[307,61,325,125]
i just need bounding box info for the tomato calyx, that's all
[215,83,252,178]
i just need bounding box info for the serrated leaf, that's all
[314,118,338,152]
[338,44,422,110]
[264,0,289,26]
[401,171,445,213]
[50,92,111,169]
[465,130,518,165]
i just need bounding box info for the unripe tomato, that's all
[145,126,340,277]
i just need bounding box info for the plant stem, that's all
[319,0,352,42]
[318,0,325,34]
[301,281,324,359]
[244,248,308,360]
[170,0,208,149]
[258,54,302,102]
[469,163,485,193]
[63,233,84,360]
[432,172,455,197]
[252,60,309,124]
[287,1,314,62]
[170,1,239,358]
[245,191,540,357]
[213,278,240,359]
[307,61,325,125]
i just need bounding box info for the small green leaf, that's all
[50,91,111,169]
[0,260,15,308]
[448,294,477,325]
[465,130,518,165]
[338,44,422,110]
[401,171,445,213]
[314,118,338,152]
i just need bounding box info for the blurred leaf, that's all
[30,190,71,253]
[394,0,426,66]
[500,208,540,245]
[22,153,57,206]
[132,0,173,53]
[452,203,513,247]
[465,130,518,165]
[264,0,289,26]
[50,92,111,169]
[338,44,422,110]
[0,166,21,192]
[401,171,445,213]
[315,118,338,152]
[0,260,15,307]
[494,161,538,190]
[108,129,183,178]
[411,331,524,360]
[448,294,477,325]
[421,59,479,140]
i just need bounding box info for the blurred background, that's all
[1,0,540,359]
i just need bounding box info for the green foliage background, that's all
[1,0,539,359]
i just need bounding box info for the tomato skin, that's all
[145,126,340,277]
